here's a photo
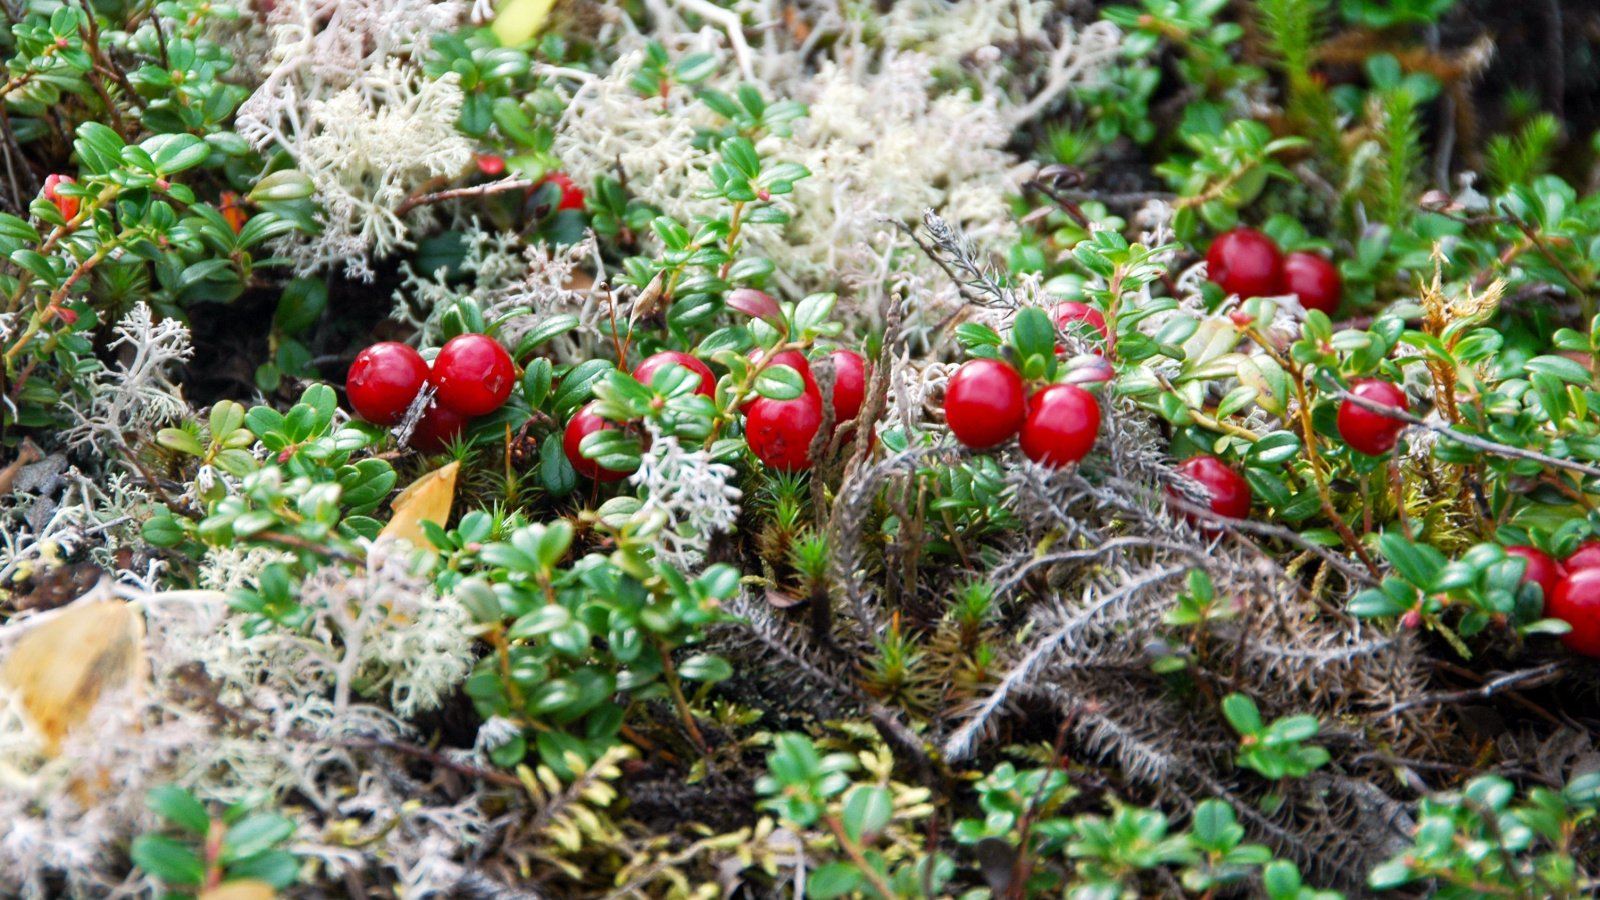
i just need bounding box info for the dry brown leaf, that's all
[378,460,460,548]
[0,595,146,754]
[200,880,278,900]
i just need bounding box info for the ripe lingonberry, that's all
[1020,383,1100,467]
[1337,379,1408,456]
[411,400,469,453]
[1281,251,1341,316]
[42,174,78,220]
[1506,545,1564,601]
[1171,455,1252,522]
[347,342,430,425]
[1565,540,1600,572]
[825,349,867,425]
[1206,228,1283,299]
[544,171,585,211]
[633,350,716,399]
[944,358,1026,450]
[477,154,506,176]
[747,392,823,471]
[1051,301,1111,352]
[564,401,632,481]
[431,333,515,416]
[1547,568,1600,657]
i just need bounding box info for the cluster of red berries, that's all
[942,357,1101,468]
[346,334,515,452]
[744,347,868,472]
[1207,227,1342,315]
[561,351,718,482]
[1506,542,1600,657]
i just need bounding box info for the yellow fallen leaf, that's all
[200,881,278,900]
[379,460,459,549]
[0,595,145,755]
[492,0,557,47]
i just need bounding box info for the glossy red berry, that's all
[1565,540,1600,573]
[1051,301,1111,352]
[633,350,716,399]
[747,392,823,471]
[1337,379,1409,456]
[431,334,515,416]
[944,359,1026,450]
[410,400,470,453]
[1020,384,1100,467]
[1206,228,1283,299]
[1547,567,1600,657]
[544,171,585,211]
[825,349,867,425]
[1171,455,1252,522]
[1506,545,1564,602]
[346,342,429,425]
[1282,251,1341,316]
[42,174,79,220]
[477,154,506,176]
[564,402,631,482]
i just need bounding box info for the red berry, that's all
[431,334,515,416]
[1337,379,1409,456]
[347,342,429,425]
[1565,540,1600,572]
[563,401,632,482]
[1282,251,1341,316]
[1506,545,1564,602]
[544,171,585,211]
[411,400,469,453]
[944,359,1026,450]
[42,174,78,220]
[824,349,867,426]
[747,392,823,471]
[477,154,506,176]
[633,350,716,399]
[1206,228,1283,299]
[1050,301,1111,352]
[1547,568,1600,657]
[1171,455,1252,522]
[1019,383,1100,467]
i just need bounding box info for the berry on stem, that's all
[1050,301,1112,352]
[563,402,632,482]
[544,171,585,211]
[346,342,430,425]
[431,333,515,416]
[1506,545,1564,602]
[410,400,469,453]
[42,174,79,220]
[747,392,823,471]
[825,349,867,426]
[1171,455,1252,522]
[1282,251,1342,316]
[1337,379,1409,456]
[944,358,1026,450]
[1206,227,1283,299]
[633,350,716,399]
[1020,384,1100,467]
[1547,568,1600,657]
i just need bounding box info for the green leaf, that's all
[1220,693,1263,736]
[147,786,211,835]
[1378,532,1446,588]
[806,862,864,899]
[130,834,204,886]
[221,812,295,862]
[841,785,893,842]
[755,364,806,400]
[540,432,577,496]
[676,653,732,683]
[145,133,211,174]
